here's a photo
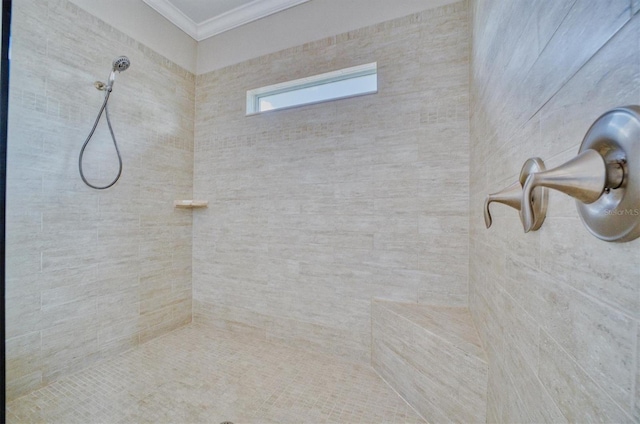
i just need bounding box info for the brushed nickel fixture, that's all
[521,105,640,242]
[79,56,131,190]
[484,158,548,230]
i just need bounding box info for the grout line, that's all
[631,320,638,416]
[512,247,640,324]
[527,6,633,125]
[535,0,579,62]
[370,298,374,368]
[542,327,635,420]
[374,301,486,363]
[472,2,633,171]
[370,365,429,423]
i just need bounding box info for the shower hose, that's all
[78,89,122,190]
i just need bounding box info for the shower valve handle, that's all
[484,181,521,229]
[521,149,623,232]
[484,158,548,230]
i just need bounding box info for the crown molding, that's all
[142,0,198,39]
[197,0,310,40]
[143,0,311,41]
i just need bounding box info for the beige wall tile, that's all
[635,325,640,421]
[5,332,42,386]
[471,0,640,420]
[538,330,633,422]
[372,301,487,422]
[10,1,637,421]
[6,0,195,399]
[193,2,470,362]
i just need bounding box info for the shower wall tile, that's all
[470,0,640,421]
[194,300,269,338]
[635,326,640,421]
[372,300,488,422]
[266,312,371,363]
[5,0,195,400]
[193,2,470,363]
[538,330,633,422]
[5,332,42,392]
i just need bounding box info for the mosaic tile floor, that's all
[7,324,425,423]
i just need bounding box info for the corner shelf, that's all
[174,200,208,209]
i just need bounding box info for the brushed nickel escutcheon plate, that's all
[520,106,640,242]
[576,106,640,242]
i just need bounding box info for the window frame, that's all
[246,62,378,115]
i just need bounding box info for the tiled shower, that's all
[4,0,640,422]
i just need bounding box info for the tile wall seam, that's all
[373,317,484,422]
[532,325,569,422]
[630,320,638,415]
[541,327,635,419]
[506,248,638,406]
[535,0,579,70]
[519,11,636,144]
[374,301,486,363]
[473,7,636,171]
[477,237,638,326]
[487,296,549,406]
[194,301,372,363]
[532,240,639,321]
[190,69,197,325]
[499,350,538,421]
[466,0,474,314]
[472,112,574,173]
[475,0,576,127]
[369,363,430,422]
[466,295,489,362]
[370,298,374,368]
[197,315,371,369]
[198,299,364,337]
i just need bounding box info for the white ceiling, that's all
[142,0,311,41]
[167,0,255,24]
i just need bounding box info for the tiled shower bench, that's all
[372,300,488,423]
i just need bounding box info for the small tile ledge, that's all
[174,200,208,209]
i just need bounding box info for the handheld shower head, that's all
[112,56,130,72]
[107,56,131,91]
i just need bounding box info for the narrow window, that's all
[246,62,377,115]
